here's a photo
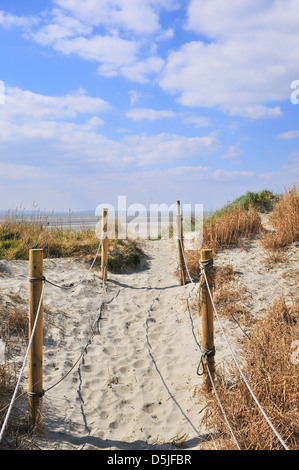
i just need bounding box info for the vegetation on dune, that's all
[202,206,262,253]
[185,186,299,279]
[185,190,271,279]
[107,238,145,273]
[0,215,145,272]
[194,185,299,450]
[208,190,278,220]
[262,185,299,250]
[201,296,299,450]
[203,190,278,251]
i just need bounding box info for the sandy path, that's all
[27,239,207,450]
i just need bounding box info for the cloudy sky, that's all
[0,0,298,212]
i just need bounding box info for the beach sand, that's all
[0,220,298,450]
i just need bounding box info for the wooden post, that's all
[176,201,186,285]
[28,249,44,434]
[101,208,109,281]
[200,248,215,392]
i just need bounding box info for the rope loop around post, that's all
[27,389,45,398]
[28,276,46,282]
[199,258,213,269]
[199,257,215,290]
[197,346,216,376]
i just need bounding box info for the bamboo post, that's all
[28,249,44,434]
[200,248,215,392]
[176,201,186,285]
[101,208,109,281]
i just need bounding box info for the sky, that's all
[0,0,299,213]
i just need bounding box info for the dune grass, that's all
[208,190,278,220]
[191,186,298,450]
[0,214,145,271]
[262,185,299,250]
[185,203,263,280]
[201,296,299,450]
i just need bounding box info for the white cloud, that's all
[54,0,179,35]
[32,9,92,44]
[183,114,212,128]
[121,133,220,166]
[126,107,177,121]
[54,0,159,34]
[0,87,110,122]
[128,90,142,106]
[121,56,164,83]
[229,105,282,120]
[127,108,213,127]
[221,145,244,161]
[0,163,49,181]
[0,86,220,170]
[212,169,255,180]
[277,130,299,140]
[186,0,271,38]
[38,33,139,78]
[0,10,35,29]
[159,0,299,117]
[27,0,179,82]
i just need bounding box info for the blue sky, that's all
[0,0,299,212]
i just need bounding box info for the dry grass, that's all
[185,207,262,280]
[0,215,145,272]
[0,305,28,341]
[203,207,262,253]
[0,217,103,260]
[0,362,30,449]
[213,265,254,330]
[201,296,299,450]
[0,364,18,439]
[0,293,30,449]
[262,185,299,250]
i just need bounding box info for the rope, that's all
[45,239,102,289]
[179,238,195,285]
[178,245,238,449]
[0,238,103,443]
[178,245,290,451]
[204,359,241,450]
[179,242,216,371]
[200,264,290,451]
[44,297,105,393]
[43,285,121,394]
[0,281,46,442]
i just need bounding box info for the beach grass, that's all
[201,296,299,450]
[184,186,299,280]
[0,213,145,272]
[185,203,264,280]
[262,185,299,250]
[207,189,279,219]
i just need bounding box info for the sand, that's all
[0,217,298,450]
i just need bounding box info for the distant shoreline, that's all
[0,210,210,229]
